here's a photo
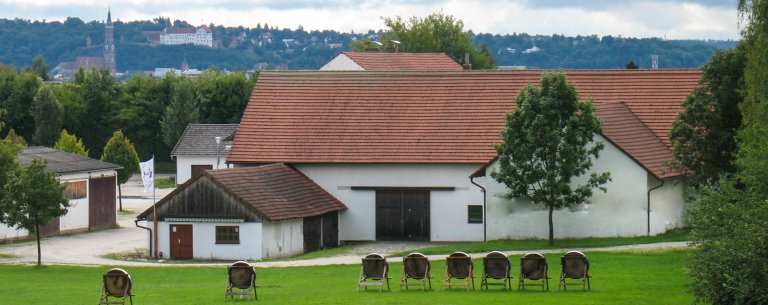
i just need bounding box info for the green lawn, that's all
[0,250,693,304]
[393,228,690,256]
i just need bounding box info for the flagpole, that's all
[151,155,158,259]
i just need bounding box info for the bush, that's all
[686,179,768,305]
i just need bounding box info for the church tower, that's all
[104,9,116,73]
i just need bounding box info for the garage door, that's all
[375,190,430,241]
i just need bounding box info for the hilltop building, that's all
[150,25,213,47]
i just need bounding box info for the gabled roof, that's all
[136,164,347,222]
[171,124,239,156]
[229,70,701,178]
[19,146,122,175]
[341,52,464,71]
[595,102,680,179]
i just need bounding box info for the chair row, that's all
[98,261,258,305]
[357,251,591,292]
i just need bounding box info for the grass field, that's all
[392,228,690,256]
[0,250,693,305]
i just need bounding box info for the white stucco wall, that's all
[319,54,364,70]
[152,220,263,260]
[294,164,485,242]
[175,155,228,184]
[648,176,686,235]
[0,225,28,241]
[484,135,685,239]
[261,218,304,259]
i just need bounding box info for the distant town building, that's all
[104,9,116,72]
[52,10,116,78]
[156,25,213,47]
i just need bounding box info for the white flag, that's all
[139,157,154,192]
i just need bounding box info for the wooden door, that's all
[191,165,213,179]
[303,216,321,253]
[38,217,60,237]
[321,212,339,249]
[376,190,430,241]
[89,176,117,230]
[169,224,193,259]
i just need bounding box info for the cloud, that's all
[0,0,740,39]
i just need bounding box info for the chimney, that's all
[462,52,472,70]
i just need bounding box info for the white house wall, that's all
[261,218,303,259]
[294,164,485,242]
[648,176,686,235]
[151,220,263,260]
[0,225,28,241]
[319,54,364,70]
[484,135,685,239]
[175,156,228,184]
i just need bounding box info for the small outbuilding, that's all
[171,123,239,185]
[136,163,347,260]
[0,147,121,241]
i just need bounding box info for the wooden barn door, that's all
[170,224,193,259]
[376,190,430,241]
[303,216,321,253]
[38,217,60,237]
[321,212,339,249]
[89,176,117,230]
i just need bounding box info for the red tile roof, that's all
[229,70,702,178]
[342,52,464,71]
[136,164,347,222]
[595,102,680,179]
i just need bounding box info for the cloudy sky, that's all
[0,0,741,40]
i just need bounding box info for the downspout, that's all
[647,179,665,236]
[134,219,152,258]
[470,176,487,242]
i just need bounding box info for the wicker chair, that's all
[518,252,549,291]
[481,251,512,290]
[559,251,591,291]
[225,261,258,301]
[444,251,475,291]
[400,252,432,291]
[98,268,134,305]
[358,253,391,292]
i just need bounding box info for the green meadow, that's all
[0,249,692,305]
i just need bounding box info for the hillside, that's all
[0,17,737,71]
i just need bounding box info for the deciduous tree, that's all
[359,12,495,69]
[53,130,88,157]
[491,73,610,245]
[32,85,63,146]
[0,159,68,266]
[669,45,745,186]
[101,130,139,211]
[161,77,199,148]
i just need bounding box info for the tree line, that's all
[667,0,768,304]
[0,15,735,72]
[0,61,257,161]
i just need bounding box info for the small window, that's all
[64,181,87,199]
[468,205,483,224]
[216,226,240,244]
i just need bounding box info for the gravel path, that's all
[0,173,689,267]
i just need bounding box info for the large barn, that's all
[226,69,701,242]
[0,147,121,241]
